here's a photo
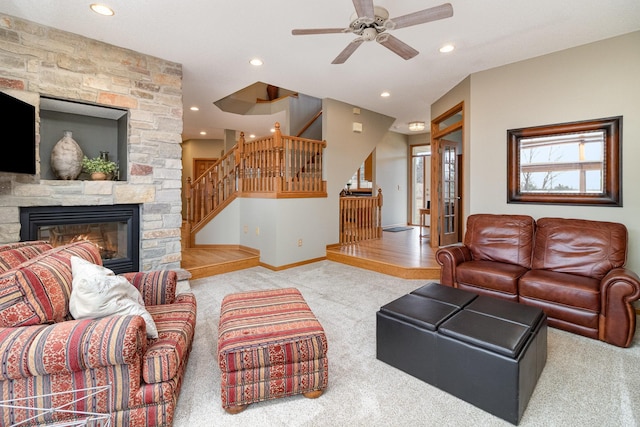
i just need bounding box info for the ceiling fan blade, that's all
[332,38,365,64]
[376,33,419,60]
[387,3,453,30]
[352,0,375,20]
[292,28,349,35]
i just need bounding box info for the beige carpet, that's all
[173,261,640,426]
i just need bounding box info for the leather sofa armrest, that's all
[120,270,177,306]
[599,267,640,348]
[435,245,472,287]
[0,315,147,381]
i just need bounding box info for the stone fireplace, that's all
[0,13,184,272]
[20,205,140,274]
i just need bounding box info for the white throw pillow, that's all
[69,256,158,339]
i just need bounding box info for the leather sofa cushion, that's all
[465,214,535,269]
[519,269,600,312]
[457,260,528,295]
[532,217,627,279]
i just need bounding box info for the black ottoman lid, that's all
[439,310,531,358]
[379,294,460,331]
[411,282,478,308]
[465,296,544,327]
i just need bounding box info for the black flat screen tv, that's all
[1,91,36,175]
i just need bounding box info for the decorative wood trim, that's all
[507,116,622,206]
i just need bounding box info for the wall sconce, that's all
[408,121,426,132]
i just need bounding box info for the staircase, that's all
[184,122,327,247]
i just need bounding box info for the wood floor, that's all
[181,226,441,280]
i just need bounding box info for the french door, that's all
[439,140,460,246]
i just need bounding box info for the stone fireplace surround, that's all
[0,13,184,272]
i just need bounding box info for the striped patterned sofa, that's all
[0,240,197,426]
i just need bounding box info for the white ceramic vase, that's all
[50,130,83,180]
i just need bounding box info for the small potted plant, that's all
[81,155,117,180]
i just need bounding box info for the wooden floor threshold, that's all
[325,250,439,280]
[186,256,260,280]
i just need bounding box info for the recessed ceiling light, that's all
[439,44,455,53]
[270,128,276,133]
[380,91,390,98]
[250,58,263,66]
[90,4,115,16]
[190,106,199,111]
[249,134,256,139]
[200,131,207,135]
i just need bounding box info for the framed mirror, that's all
[507,116,622,206]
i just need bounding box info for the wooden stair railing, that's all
[339,188,383,245]
[185,145,240,246]
[184,122,327,247]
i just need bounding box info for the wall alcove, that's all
[39,97,128,181]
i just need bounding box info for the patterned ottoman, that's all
[217,287,328,414]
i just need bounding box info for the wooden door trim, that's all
[430,101,464,247]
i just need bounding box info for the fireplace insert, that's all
[20,204,140,274]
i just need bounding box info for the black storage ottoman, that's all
[376,283,547,425]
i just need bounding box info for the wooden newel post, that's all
[184,177,193,248]
[376,188,383,237]
[236,132,245,167]
[273,122,282,149]
[272,122,284,187]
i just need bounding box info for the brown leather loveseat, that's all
[436,214,640,347]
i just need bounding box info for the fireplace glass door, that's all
[20,204,140,274]
[38,221,127,261]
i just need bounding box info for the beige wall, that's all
[457,31,640,272]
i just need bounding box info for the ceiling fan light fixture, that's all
[362,27,378,41]
[409,121,426,132]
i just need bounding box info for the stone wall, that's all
[0,13,183,271]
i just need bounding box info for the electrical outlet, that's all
[255,227,260,236]
[243,225,248,234]
[297,239,303,247]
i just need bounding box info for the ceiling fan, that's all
[291,1,454,64]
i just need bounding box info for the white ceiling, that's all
[2,1,639,140]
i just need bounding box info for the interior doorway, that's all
[409,144,431,226]
[193,158,218,180]
[430,103,464,246]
